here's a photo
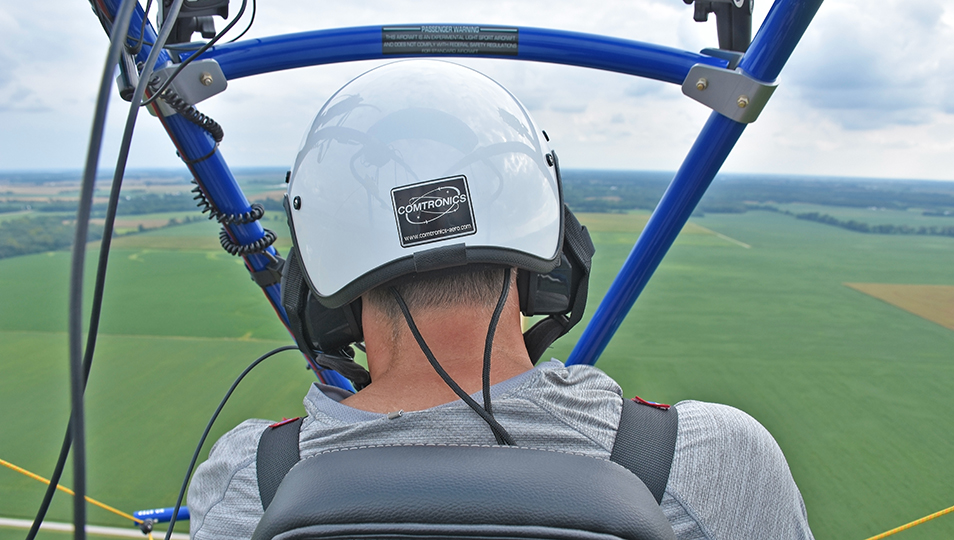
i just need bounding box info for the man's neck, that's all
[341,299,533,413]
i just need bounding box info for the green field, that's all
[775,202,954,229]
[2,210,953,539]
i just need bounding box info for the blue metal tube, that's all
[159,114,357,390]
[97,0,354,390]
[98,1,274,263]
[204,25,727,85]
[133,506,190,524]
[566,114,745,366]
[97,0,167,67]
[158,114,354,390]
[96,0,821,379]
[566,0,824,366]
[741,0,825,82]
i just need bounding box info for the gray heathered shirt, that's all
[187,361,813,540]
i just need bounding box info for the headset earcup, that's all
[516,269,534,314]
[281,247,313,356]
[282,247,364,354]
[518,262,574,317]
[304,293,363,352]
[521,205,595,363]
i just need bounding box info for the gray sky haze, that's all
[1,0,952,181]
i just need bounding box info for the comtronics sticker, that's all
[391,175,477,248]
[382,25,518,56]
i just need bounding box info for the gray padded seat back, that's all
[251,445,675,540]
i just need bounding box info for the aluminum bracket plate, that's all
[153,59,228,108]
[682,64,777,124]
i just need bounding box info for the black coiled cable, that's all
[191,180,277,257]
[219,227,278,257]
[192,181,265,224]
[146,75,275,258]
[148,75,224,142]
[191,180,219,218]
[219,202,265,225]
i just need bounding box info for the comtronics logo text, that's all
[396,185,467,224]
[391,175,477,247]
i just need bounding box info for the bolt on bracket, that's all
[152,58,228,108]
[681,63,777,124]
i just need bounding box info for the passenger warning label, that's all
[382,25,518,56]
[391,175,477,248]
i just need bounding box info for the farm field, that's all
[1,209,953,540]
[557,210,954,539]
[774,202,954,229]
[844,284,954,332]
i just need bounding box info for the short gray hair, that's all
[364,267,509,322]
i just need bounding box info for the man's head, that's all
[364,266,510,325]
[360,266,523,386]
[280,60,593,389]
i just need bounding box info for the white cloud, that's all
[786,0,954,131]
[0,0,951,180]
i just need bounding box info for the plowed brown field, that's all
[844,283,954,331]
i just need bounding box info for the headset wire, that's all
[163,346,300,540]
[388,285,516,446]
[37,2,185,540]
[482,268,512,419]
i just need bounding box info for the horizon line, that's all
[0,167,951,184]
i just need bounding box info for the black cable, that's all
[89,0,114,35]
[67,1,139,538]
[124,0,154,55]
[90,0,182,402]
[141,0,249,108]
[122,0,257,51]
[163,345,299,540]
[149,81,224,142]
[482,268,511,423]
[388,287,515,446]
[226,0,256,43]
[218,227,277,256]
[34,3,184,540]
[190,183,279,258]
[25,412,80,540]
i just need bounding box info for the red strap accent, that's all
[269,416,301,428]
[630,396,671,410]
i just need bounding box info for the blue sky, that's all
[1,0,952,181]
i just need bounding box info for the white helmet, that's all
[281,60,593,386]
[287,60,562,308]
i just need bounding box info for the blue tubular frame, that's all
[567,0,823,365]
[204,25,728,84]
[98,0,822,384]
[99,0,355,389]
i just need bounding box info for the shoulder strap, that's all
[257,417,303,511]
[256,401,677,510]
[610,398,679,505]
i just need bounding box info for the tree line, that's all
[0,216,104,259]
[794,212,954,238]
[3,172,953,259]
[559,171,954,217]
[0,193,199,216]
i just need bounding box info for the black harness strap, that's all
[610,398,679,504]
[256,397,678,511]
[257,417,303,511]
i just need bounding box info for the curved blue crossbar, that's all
[99,0,823,380]
[203,25,727,85]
